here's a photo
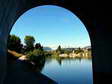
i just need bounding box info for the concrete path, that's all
[18,55,27,60]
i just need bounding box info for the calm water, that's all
[41,58,93,84]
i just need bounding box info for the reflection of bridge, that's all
[0,0,111,84]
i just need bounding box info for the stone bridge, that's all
[0,0,111,84]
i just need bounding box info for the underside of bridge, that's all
[0,0,111,84]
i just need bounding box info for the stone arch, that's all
[0,0,111,84]
[0,1,94,84]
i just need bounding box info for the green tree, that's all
[56,45,62,54]
[35,43,43,51]
[7,35,22,52]
[75,47,84,54]
[56,45,61,51]
[24,36,35,51]
[27,49,44,62]
[27,49,45,71]
[64,50,71,55]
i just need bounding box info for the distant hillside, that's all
[83,46,91,49]
[43,47,52,51]
[61,46,91,51]
[43,46,91,51]
[62,48,75,51]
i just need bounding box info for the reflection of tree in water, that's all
[56,58,62,66]
[44,57,52,65]
[31,56,46,72]
[55,57,84,66]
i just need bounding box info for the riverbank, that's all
[59,52,91,59]
[6,51,57,84]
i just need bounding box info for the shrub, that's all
[27,49,44,62]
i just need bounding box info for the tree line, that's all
[7,34,87,58]
[7,35,43,54]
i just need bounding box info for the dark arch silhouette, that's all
[0,0,111,84]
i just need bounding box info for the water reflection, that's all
[29,56,46,72]
[45,56,91,66]
[42,56,93,84]
[8,52,92,84]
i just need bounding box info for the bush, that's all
[27,49,44,62]
[7,35,22,52]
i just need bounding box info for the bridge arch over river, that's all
[0,0,111,84]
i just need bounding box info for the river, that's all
[41,57,93,84]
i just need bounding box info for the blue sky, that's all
[11,5,91,49]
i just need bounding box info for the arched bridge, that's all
[0,0,111,84]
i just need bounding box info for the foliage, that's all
[24,35,35,51]
[56,45,62,54]
[7,35,22,52]
[27,49,44,62]
[56,45,61,51]
[44,51,52,56]
[63,50,71,55]
[35,43,43,51]
[74,48,84,54]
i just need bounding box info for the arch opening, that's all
[7,5,93,84]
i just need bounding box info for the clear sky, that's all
[11,5,91,49]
